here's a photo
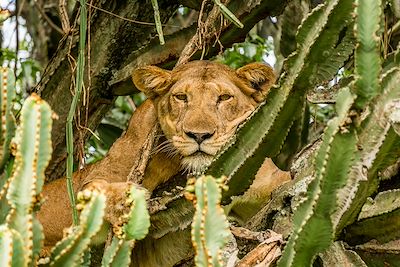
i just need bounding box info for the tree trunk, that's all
[34,0,289,181]
[34,0,180,180]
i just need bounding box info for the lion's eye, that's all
[218,94,233,102]
[174,94,187,101]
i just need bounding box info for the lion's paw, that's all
[82,180,148,233]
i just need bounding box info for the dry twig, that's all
[176,0,232,66]
[86,2,179,28]
[59,0,70,34]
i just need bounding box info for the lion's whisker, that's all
[151,139,173,155]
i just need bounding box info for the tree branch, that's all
[35,0,180,180]
[109,0,288,95]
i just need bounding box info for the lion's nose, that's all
[185,131,214,144]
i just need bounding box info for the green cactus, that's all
[206,0,355,204]
[0,67,16,172]
[49,190,106,266]
[0,67,16,207]
[352,0,382,109]
[277,0,400,265]
[123,186,150,240]
[101,185,150,267]
[186,176,231,267]
[101,237,133,267]
[4,94,53,266]
[0,92,54,267]
[0,68,16,224]
[344,189,400,244]
[42,184,150,267]
[278,88,358,266]
[0,225,25,267]
[334,71,400,232]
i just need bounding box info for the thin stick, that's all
[15,0,19,79]
[86,2,178,28]
[151,0,164,45]
[176,1,222,66]
[86,0,93,127]
[66,0,88,225]
[59,0,70,33]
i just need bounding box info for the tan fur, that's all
[133,60,276,174]
[227,158,291,224]
[38,61,290,266]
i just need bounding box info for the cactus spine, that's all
[101,186,150,267]
[186,176,231,267]
[0,93,53,267]
[206,0,355,204]
[0,67,16,172]
[49,190,106,266]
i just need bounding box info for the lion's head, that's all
[132,60,275,173]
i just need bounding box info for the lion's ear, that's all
[236,63,276,102]
[132,66,171,99]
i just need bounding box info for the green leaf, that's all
[212,0,243,28]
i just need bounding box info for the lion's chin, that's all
[181,152,214,174]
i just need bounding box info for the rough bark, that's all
[110,0,289,95]
[34,0,180,181]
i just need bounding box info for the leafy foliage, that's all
[217,33,274,69]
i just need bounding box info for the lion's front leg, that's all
[38,177,145,253]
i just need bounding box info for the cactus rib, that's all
[0,67,16,172]
[50,191,106,266]
[353,0,382,109]
[206,0,354,205]
[278,88,357,267]
[189,176,231,267]
[6,94,52,266]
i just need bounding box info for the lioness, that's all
[39,61,290,266]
